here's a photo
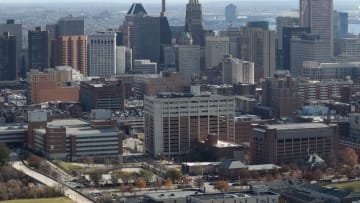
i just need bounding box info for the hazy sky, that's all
[0,0,294,3]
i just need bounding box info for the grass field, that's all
[2,197,75,203]
[326,181,360,192]
[53,160,82,174]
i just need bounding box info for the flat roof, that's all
[189,191,277,200]
[215,140,242,148]
[39,119,118,136]
[0,125,27,133]
[182,162,220,167]
[144,191,203,200]
[264,123,331,130]
[248,164,281,171]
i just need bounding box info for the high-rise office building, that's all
[261,72,300,118]
[28,27,50,71]
[241,28,276,81]
[121,3,172,64]
[0,20,22,78]
[0,32,16,81]
[57,16,85,37]
[276,17,299,50]
[133,59,157,74]
[205,36,229,69]
[176,45,201,82]
[185,0,205,46]
[225,3,237,23]
[53,35,88,75]
[220,27,242,59]
[144,93,235,158]
[222,55,254,85]
[88,32,117,77]
[334,11,348,39]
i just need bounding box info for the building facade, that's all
[28,27,50,71]
[53,35,88,76]
[144,93,235,158]
[184,0,205,46]
[222,55,255,85]
[253,123,338,164]
[205,36,229,69]
[0,32,16,81]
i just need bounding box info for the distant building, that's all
[79,79,125,112]
[133,59,157,74]
[121,3,172,64]
[334,38,360,62]
[253,123,338,164]
[27,68,80,104]
[276,17,299,50]
[88,32,117,77]
[334,11,348,39]
[222,55,254,85]
[241,28,276,80]
[302,61,360,83]
[246,21,269,30]
[57,15,85,37]
[32,117,123,161]
[144,93,235,158]
[184,0,205,46]
[225,3,237,23]
[261,72,300,118]
[205,36,229,69]
[188,187,279,203]
[0,20,22,77]
[133,72,188,99]
[28,27,50,71]
[52,35,88,76]
[0,32,16,81]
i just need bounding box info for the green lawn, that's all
[53,160,82,174]
[2,197,75,203]
[326,181,360,192]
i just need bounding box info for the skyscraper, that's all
[88,32,117,77]
[222,55,254,85]
[205,36,229,69]
[57,16,85,37]
[241,28,276,80]
[300,0,333,56]
[28,27,50,71]
[53,35,88,75]
[121,3,172,64]
[0,32,16,81]
[225,3,237,23]
[184,0,205,46]
[276,17,299,50]
[334,11,348,39]
[0,20,22,78]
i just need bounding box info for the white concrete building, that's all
[133,59,157,74]
[222,55,254,85]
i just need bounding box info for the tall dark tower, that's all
[28,27,50,71]
[184,0,205,46]
[0,32,16,81]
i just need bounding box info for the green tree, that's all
[165,169,182,181]
[139,170,153,182]
[0,143,9,166]
[89,170,103,186]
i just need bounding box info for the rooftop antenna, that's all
[161,0,166,17]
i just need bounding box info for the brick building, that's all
[27,68,80,104]
[79,79,125,112]
[52,35,88,75]
[253,123,338,164]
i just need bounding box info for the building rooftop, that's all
[0,124,27,133]
[189,191,277,200]
[36,119,117,136]
[264,123,331,130]
[214,140,242,148]
[144,190,202,201]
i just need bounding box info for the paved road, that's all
[12,161,93,203]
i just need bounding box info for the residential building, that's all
[144,93,235,158]
[52,35,88,75]
[253,123,338,164]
